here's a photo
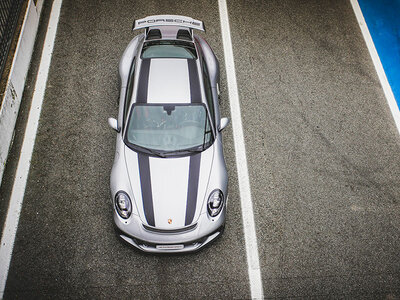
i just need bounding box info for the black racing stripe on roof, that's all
[136,58,151,103]
[185,153,201,225]
[138,153,155,226]
[187,59,201,103]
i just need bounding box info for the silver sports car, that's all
[108,15,229,253]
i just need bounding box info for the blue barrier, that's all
[358,0,400,110]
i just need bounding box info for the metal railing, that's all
[0,0,24,78]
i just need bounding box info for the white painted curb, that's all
[0,0,44,186]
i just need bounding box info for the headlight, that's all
[115,191,132,219]
[207,189,224,217]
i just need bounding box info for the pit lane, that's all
[1,0,399,298]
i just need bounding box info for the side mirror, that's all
[218,117,230,132]
[108,117,120,133]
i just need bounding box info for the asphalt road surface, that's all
[1,0,399,298]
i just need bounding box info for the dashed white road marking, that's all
[350,0,400,135]
[217,1,264,299]
[0,0,63,297]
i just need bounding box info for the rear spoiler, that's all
[133,15,205,32]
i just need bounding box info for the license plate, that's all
[156,244,184,250]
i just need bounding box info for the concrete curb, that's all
[0,0,44,186]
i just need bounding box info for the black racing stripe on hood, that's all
[185,153,201,225]
[187,59,201,103]
[138,153,155,226]
[136,58,151,103]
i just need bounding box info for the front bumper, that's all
[118,227,223,253]
[114,208,226,253]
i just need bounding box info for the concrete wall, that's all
[0,0,44,186]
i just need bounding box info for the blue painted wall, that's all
[358,0,400,109]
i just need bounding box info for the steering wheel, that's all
[180,120,200,128]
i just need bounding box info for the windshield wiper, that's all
[130,144,166,158]
[166,146,204,156]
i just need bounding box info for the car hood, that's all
[124,145,214,229]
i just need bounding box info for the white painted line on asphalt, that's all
[217,1,264,299]
[350,0,400,135]
[0,0,63,297]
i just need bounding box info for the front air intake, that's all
[142,223,197,234]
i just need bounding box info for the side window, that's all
[202,60,215,123]
[124,58,136,125]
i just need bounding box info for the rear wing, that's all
[133,15,205,32]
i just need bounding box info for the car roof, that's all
[141,58,200,104]
[134,27,203,105]
[135,57,203,105]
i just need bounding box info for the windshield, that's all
[125,104,213,155]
